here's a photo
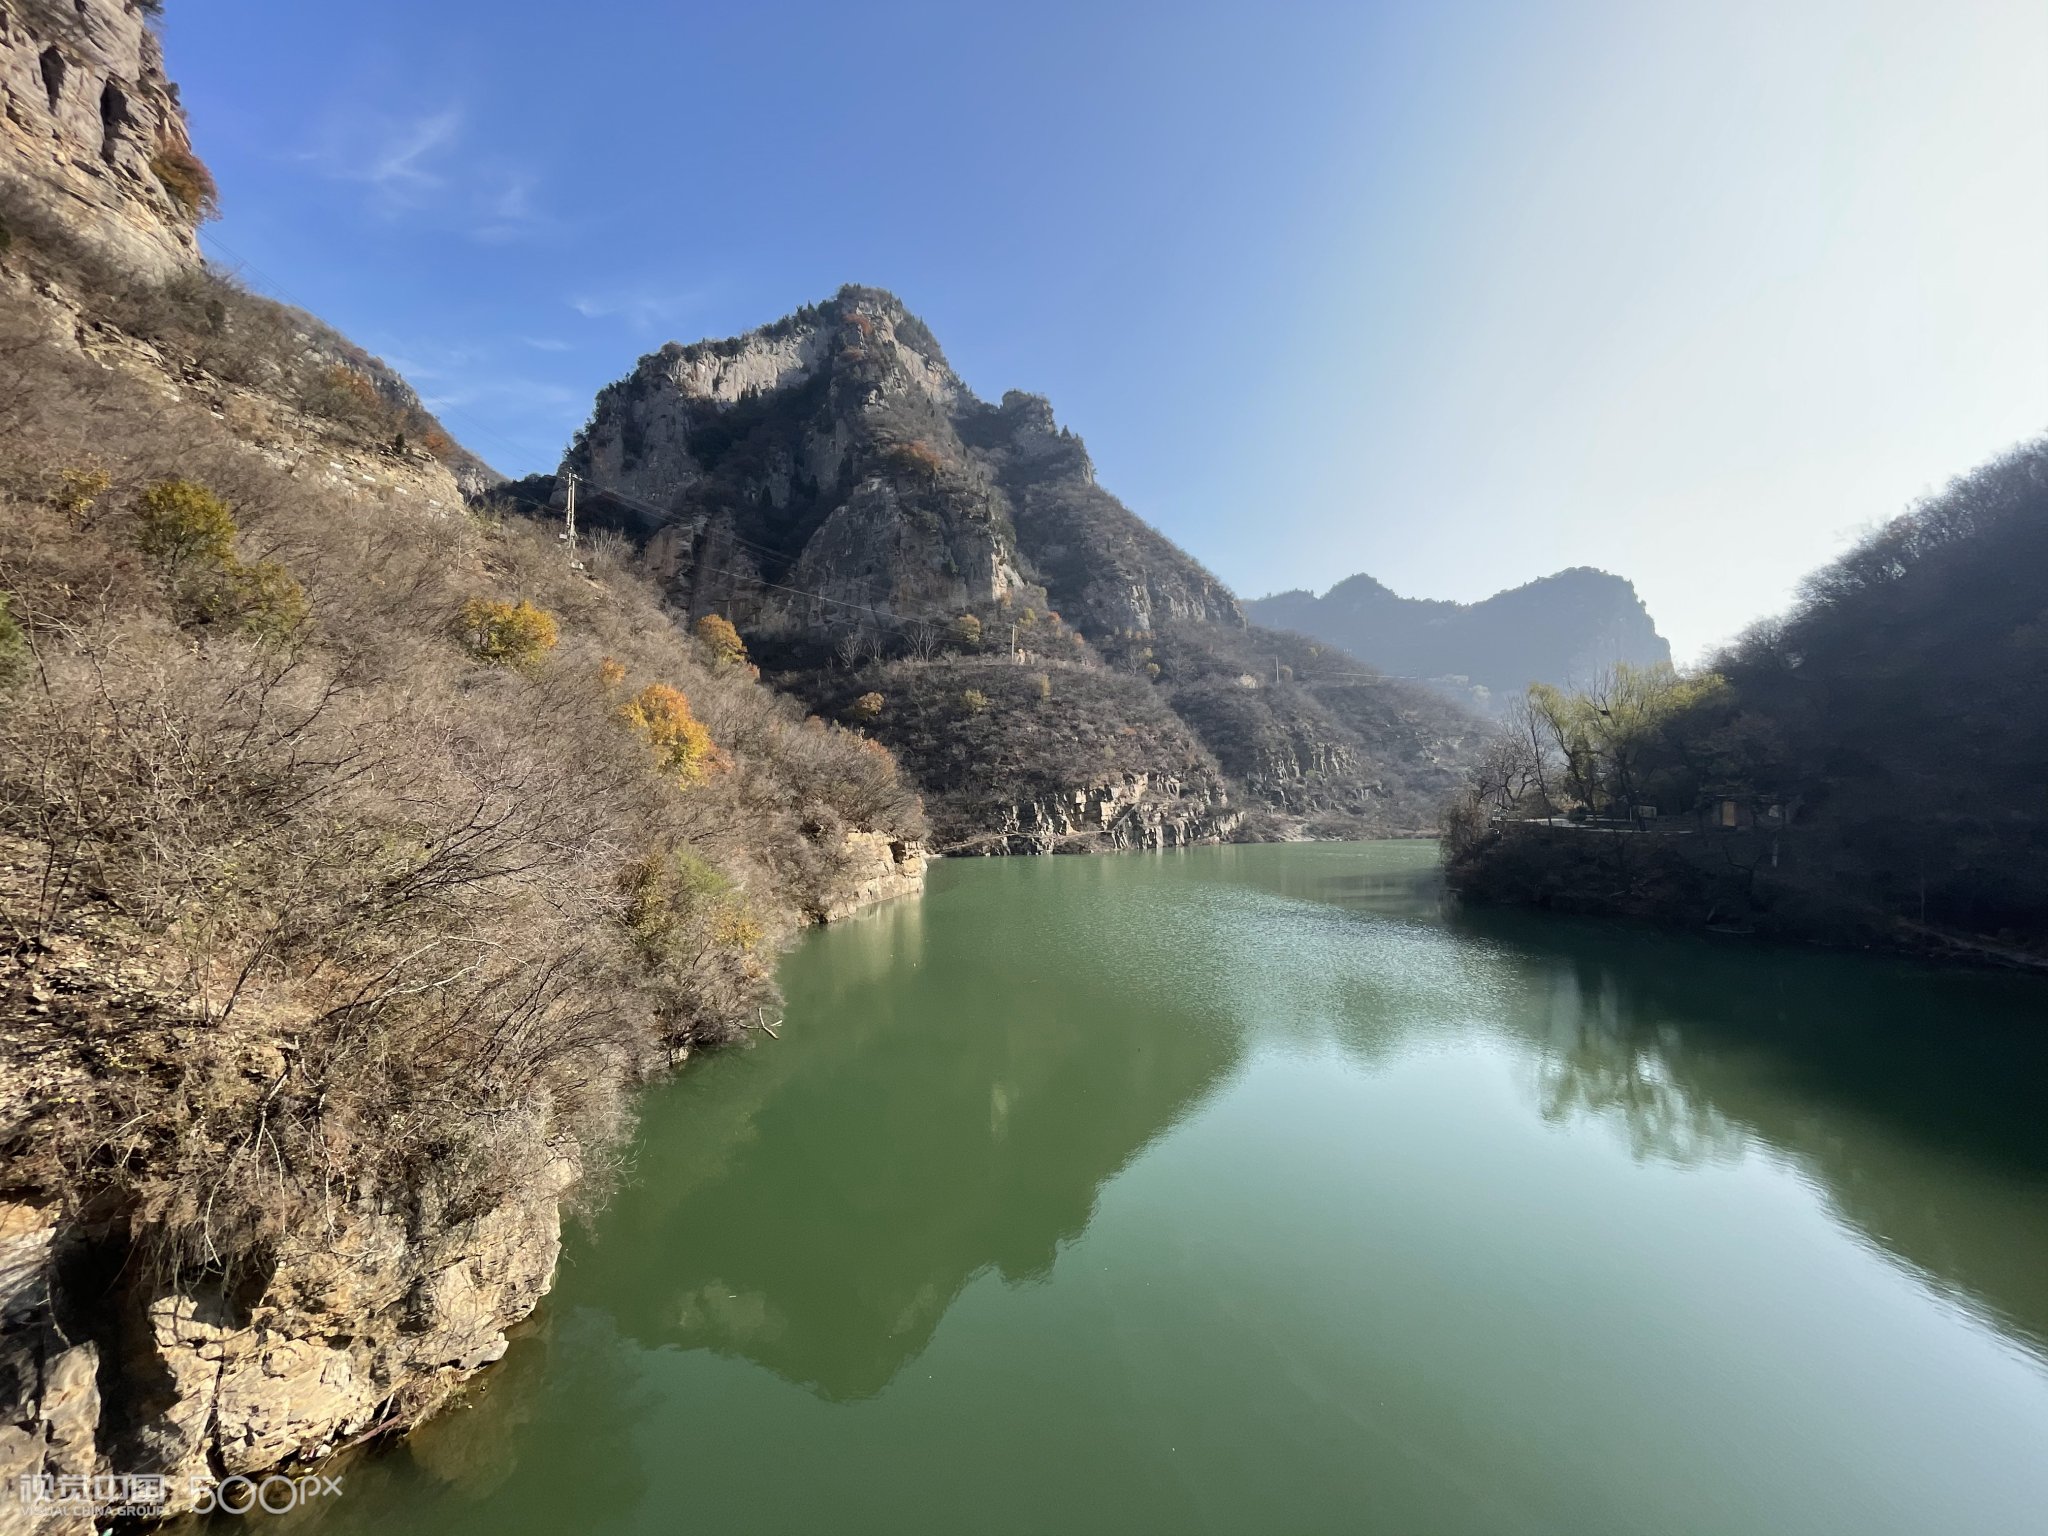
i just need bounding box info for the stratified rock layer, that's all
[0,0,199,280]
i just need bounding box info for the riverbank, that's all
[0,837,924,1534]
[1444,820,2048,972]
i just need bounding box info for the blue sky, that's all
[163,0,2047,658]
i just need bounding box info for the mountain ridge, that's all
[1246,564,1671,711]
[512,285,1484,847]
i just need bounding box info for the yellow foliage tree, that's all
[621,683,722,785]
[952,613,982,650]
[694,613,749,667]
[222,559,309,642]
[1528,663,1732,816]
[134,479,306,642]
[460,598,559,670]
[848,691,884,722]
[54,466,110,523]
[961,688,990,715]
[137,479,237,574]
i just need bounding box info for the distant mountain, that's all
[1245,568,1671,712]
[517,286,1487,847]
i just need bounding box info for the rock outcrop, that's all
[0,849,589,1530]
[0,0,200,281]
[0,1205,101,1536]
[0,1178,569,1528]
[990,772,1241,855]
[817,831,927,921]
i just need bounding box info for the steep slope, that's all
[1248,566,1670,711]
[1444,438,2048,960]
[536,287,1481,846]
[0,11,927,1521]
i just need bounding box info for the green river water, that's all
[288,843,2048,1535]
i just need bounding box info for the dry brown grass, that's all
[0,291,924,1299]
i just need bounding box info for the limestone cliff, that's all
[531,287,1480,848]
[0,0,199,281]
[816,832,928,922]
[989,770,1240,856]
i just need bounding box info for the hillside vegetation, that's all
[0,179,925,1495]
[1442,439,2048,962]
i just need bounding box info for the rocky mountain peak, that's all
[537,289,1481,849]
[558,288,1255,643]
[630,284,962,413]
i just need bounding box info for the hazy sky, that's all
[164,0,2047,660]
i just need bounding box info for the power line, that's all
[484,477,980,636]
[199,229,553,473]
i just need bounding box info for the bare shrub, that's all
[0,311,927,1303]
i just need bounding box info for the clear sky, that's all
[162,0,2047,660]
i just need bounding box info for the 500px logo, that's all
[13,1469,344,1517]
[192,1472,346,1515]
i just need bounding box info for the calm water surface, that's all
[295,844,2048,1535]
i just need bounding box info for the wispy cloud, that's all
[420,376,581,414]
[300,100,553,242]
[520,336,573,352]
[568,285,708,332]
[367,336,580,469]
[366,108,462,198]
[302,105,462,212]
[473,171,554,243]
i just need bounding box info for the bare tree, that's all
[904,617,942,663]
[835,624,880,670]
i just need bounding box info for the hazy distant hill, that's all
[1245,568,1671,711]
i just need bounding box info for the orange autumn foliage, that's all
[620,683,723,786]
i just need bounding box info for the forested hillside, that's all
[1443,439,2048,962]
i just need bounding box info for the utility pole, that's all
[1010,621,1018,662]
[562,471,580,566]
[1272,655,1280,686]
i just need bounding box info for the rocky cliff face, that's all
[540,287,1479,848]
[1247,567,1672,713]
[0,844,606,1529]
[0,1189,567,1528]
[817,832,928,921]
[0,0,199,281]
[991,770,1240,855]
[555,290,1246,647]
[563,293,1021,626]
